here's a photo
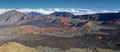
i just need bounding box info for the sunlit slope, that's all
[0,42,37,52]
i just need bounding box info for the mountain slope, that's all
[0,10,27,25]
[74,12,120,21]
[49,12,74,17]
[0,42,37,52]
[27,12,44,20]
[79,21,100,32]
[102,20,120,26]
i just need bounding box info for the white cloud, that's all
[0,8,119,15]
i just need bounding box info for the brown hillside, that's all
[0,22,101,35]
[0,25,60,34]
[79,22,99,32]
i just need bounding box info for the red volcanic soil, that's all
[0,25,78,34]
[0,25,54,34]
[51,18,72,26]
[59,18,72,26]
[79,22,99,32]
[11,25,60,34]
[0,21,100,35]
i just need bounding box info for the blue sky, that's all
[0,0,119,9]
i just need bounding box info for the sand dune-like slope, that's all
[0,42,37,52]
[79,22,99,32]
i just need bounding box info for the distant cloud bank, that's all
[0,8,119,15]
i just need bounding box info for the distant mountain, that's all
[73,12,120,21]
[0,10,119,26]
[97,13,120,21]
[0,10,27,25]
[28,12,43,17]
[49,12,74,17]
[47,11,120,21]
[27,12,44,20]
[0,10,44,25]
[102,20,120,26]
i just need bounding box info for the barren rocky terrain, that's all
[0,10,119,52]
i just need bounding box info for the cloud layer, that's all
[0,8,119,15]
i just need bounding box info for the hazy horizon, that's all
[0,8,119,15]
